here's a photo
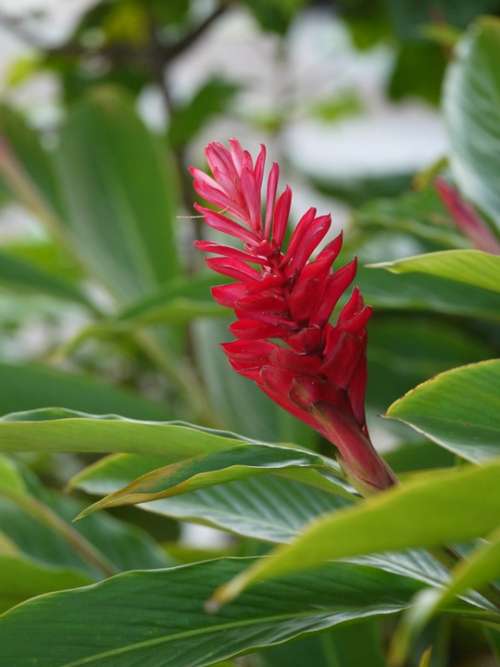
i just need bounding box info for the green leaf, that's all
[0,104,63,218]
[241,0,306,34]
[0,406,280,456]
[367,317,491,411]
[55,88,179,302]
[211,459,500,606]
[261,620,387,667]
[0,554,91,614]
[386,0,500,39]
[384,441,455,474]
[0,477,167,577]
[0,557,424,666]
[390,525,500,665]
[71,453,460,595]
[444,17,500,232]
[0,454,27,496]
[72,454,351,544]
[388,42,446,106]
[0,249,91,307]
[354,188,465,249]
[373,250,500,294]
[357,266,500,322]
[310,90,364,124]
[168,77,239,148]
[387,360,500,462]
[0,364,171,420]
[77,443,347,519]
[114,275,225,326]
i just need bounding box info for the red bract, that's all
[435,177,500,254]
[190,139,396,493]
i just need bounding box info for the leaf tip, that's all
[205,575,248,613]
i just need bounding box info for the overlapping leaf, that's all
[210,459,500,606]
[373,250,500,294]
[76,444,348,519]
[445,17,500,232]
[0,557,426,667]
[387,360,500,462]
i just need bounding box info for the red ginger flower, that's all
[190,139,396,493]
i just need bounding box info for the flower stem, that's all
[313,403,397,495]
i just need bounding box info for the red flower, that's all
[190,140,395,493]
[435,177,500,254]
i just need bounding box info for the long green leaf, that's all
[0,463,167,577]
[71,454,351,544]
[0,365,171,420]
[56,88,179,303]
[76,444,347,519]
[0,406,278,456]
[211,459,500,606]
[115,275,225,326]
[71,453,458,594]
[0,104,64,219]
[0,558,425,667]
[0,250,91,307]
[367,317,491,411]
[372,250,500,294]
[390,526,500,666]
[444,17,500,232]
[261,621,387,667]
[357,267,500,322]
[387,360,500,462]
[0,555,91,614]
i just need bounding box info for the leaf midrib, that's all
[61,607,397,666]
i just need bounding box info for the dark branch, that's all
[0,4,229,68]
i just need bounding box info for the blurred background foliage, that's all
[1,1,500,664]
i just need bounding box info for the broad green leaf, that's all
[55,88,179,303]
[384,441,455,474]
[357,267,500,322]
[77,444,347,519]
[261,620,387,667]
[71,454,351,544]
[367,318,491,411]
[0,557,424,667]
[0,454,27,496]
[168,77,239,148]
[113,275,225,326]
[386,0,500,39]
[3,239,84,284]
[0,406,272,457]
[0,250,91,308]
[387,360,500,462]
[0,104,63,219]
[373,250,500,294]
[71,453,457,594]
[0,477,167,577]
[0,364,171,420]
[211,459,500,606]
[353,188,465,249]
[0,554,91,613]
[390,525,500,665]
[444,17,500,232]
[388,41,446,106]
